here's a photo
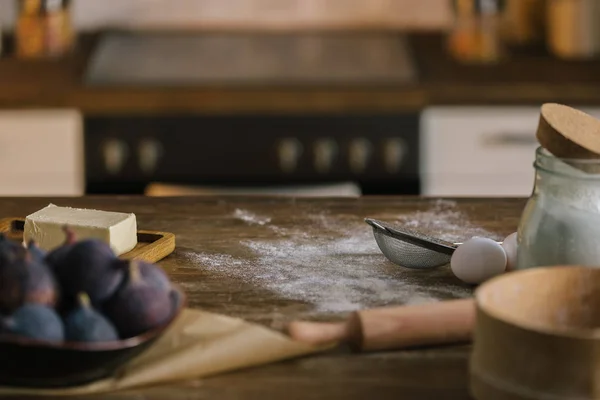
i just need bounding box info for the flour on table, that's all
[182,200,498,315]
[391,199,500,243]
[233,208,272,226]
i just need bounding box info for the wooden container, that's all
[470,265,600,400]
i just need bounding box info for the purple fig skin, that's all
[103,261,172,339]
[139,262,171,291]
[3,303,64,343]
[54,239,123,306]
[64,292,119,343]
[113,259,171,292]
[0,235,29,314]
[0,262,26,315]
[44,226,77,271]
[22,254,59,308]
[0,236,57,314]
[0,254,59,314]
[26,240,47,263]
[0,234,27,267]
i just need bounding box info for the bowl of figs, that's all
[0,227,186,388]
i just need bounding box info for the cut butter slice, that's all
[23,204,137,256]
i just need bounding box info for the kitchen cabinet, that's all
[420,106,541,197]
[84,114,421,195]
[0,110,84,196]
[421,106,600,197]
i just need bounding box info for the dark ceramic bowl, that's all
[0,286,186,388]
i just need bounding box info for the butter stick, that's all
[23,204,137,256]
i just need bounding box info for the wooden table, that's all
[1,196,526,399]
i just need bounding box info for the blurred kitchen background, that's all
[0,0,599,197]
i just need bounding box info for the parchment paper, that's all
[0,308,331,396]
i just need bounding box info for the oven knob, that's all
[278,138,303,173]
[349,138,372,173]
[102,139,128,175]
[138,138,164,175]
[314,138,338,173]
[383,137,407,173]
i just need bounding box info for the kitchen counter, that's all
[3,33,600,115]
[1,195,525,399]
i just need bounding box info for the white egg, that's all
[501,232,518,271]
[451,237,507,284]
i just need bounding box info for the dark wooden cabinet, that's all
[84,114,421,195]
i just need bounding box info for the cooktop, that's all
[84,31,418,86]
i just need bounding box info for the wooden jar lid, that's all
[537,103,600,159]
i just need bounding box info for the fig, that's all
[0,236,27,314]
[0,254,59,314]
[22,255,59,308]
[0,259,26,314]
[44,226,76,270]
[139,261,172,291]
[64,292,119,343]
[26,240,47,263]
[0,234,26,267]
[3,303,64,342]
[54,238,123,306]
[103,261,172,339]
[114,259,171,291]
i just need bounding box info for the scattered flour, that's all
[233,208,272,226]
[390,199,500,243]
[181,200,499,316]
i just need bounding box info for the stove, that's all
[84,113,421,196]
[85,31,418,86]
[83,32,420,195]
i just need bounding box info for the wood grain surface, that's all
[0,195,525,399]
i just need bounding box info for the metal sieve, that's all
[365,218,460,269]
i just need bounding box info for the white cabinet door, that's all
[420,106,541,197]
[0,110,84,196]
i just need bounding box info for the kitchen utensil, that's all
[288,298,475,352]
[288,264,600,400]
[547,0,600,59]
[0,285,186,388]
[365,218,458,269]
[0,218,175,264]
[471,265,600,400]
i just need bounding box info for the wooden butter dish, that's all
[0,218,175,263]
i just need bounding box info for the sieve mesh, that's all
[366,218,458,270]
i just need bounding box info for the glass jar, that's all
[517,147,600,270]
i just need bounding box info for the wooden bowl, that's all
[470,266,600,400]
[0,286,186,388]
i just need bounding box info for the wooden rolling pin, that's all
[287,299,475,352]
